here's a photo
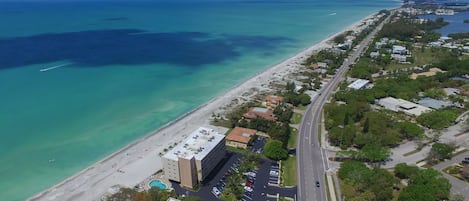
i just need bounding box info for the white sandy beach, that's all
[28,13,378,201]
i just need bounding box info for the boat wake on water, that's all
[39,63,72,72]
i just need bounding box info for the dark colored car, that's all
[316,181,320,187]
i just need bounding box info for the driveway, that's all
[432,151,469,199]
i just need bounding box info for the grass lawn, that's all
[281,156,297,187]
[290,112,303,124]
[296,104,308,111]
[288,127,298,149]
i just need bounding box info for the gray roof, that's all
[417,97,453,109]
[347,79,370,90]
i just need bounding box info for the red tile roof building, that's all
[225,127,257,149]
[243,107,276,121]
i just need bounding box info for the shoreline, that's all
[28,12,379,201]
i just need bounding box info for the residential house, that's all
[444,88,460,96]
[265,95,284,109]
[370,51,380,58]
[313,68,328,74]
[392,45,408,55]
[429,41,442,47]
[243,107,276,121]
[417,97,453,109]
[317,62,328,68]
[375,41,386,49]
[347,79,371,90]
[462,46,469,52]
[377,97,432,116]
[391,54,407,62]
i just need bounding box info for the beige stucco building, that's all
[162,127,225,189]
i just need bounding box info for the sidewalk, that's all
[326,170,338,201]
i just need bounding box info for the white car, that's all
[244,186,253,192]
[212,187,221,197]
[246,172,256,177]
[270,170,279,176]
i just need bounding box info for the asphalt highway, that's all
[296,15,390,201]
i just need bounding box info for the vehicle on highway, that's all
[316,181,320,187]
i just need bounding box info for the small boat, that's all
[48,158,56,163]
[39,63,71,72]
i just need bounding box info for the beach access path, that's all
[28,14,377,201]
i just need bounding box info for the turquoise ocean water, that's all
[0,0,399,200]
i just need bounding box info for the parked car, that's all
[246,172,256,177]
[270,170,279,176]
[212,187,221,197]
[245,181,253,187]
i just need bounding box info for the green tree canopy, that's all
[394,163,420,179]
[394,121,424,139]
[263,140,288,161]
[398,169,451,201]
[356,143,391,162]
[417,110,458,129]
[338,160,372,185]
[423,88,446,99]
[429,143,454,161]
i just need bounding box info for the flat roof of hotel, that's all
[163,127,225,161]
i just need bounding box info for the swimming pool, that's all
[149,179,167,190]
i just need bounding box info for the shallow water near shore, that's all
[0,0,398,200]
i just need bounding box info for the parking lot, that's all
[249,136,267,154]
[171,139,296,201]
[268,163,280,186]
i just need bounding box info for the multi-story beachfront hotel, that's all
[162,127,226,189]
